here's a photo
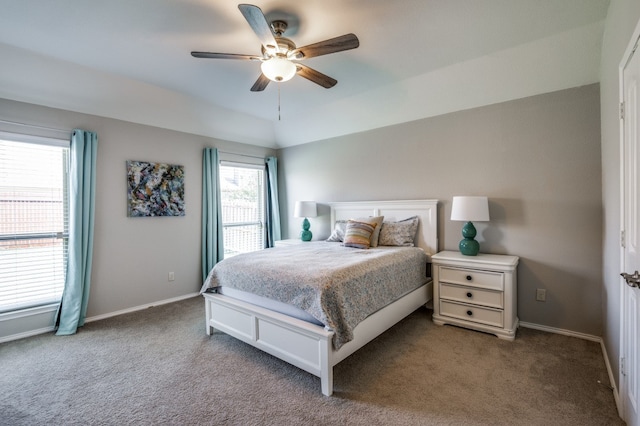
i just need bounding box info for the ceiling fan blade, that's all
[191,52,261,61]
[296,64,337,88]
[292,33,359,59]
[250,73,271,92]
[238,4,279,52]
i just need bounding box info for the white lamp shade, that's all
[261,57,297,82]
[451,196,490,222]
[294,201,317,218]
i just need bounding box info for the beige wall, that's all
[1,84,606,342]
[600,1,640,390]
[0,98,275,339]
[278,84,603,336]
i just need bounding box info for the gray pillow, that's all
[378,216,420,247]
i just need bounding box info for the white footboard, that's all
[203,281,431,396]
[202,199,438,396]
[203,292,335,395]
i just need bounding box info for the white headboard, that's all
[329,200,439,258]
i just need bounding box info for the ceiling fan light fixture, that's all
[261,57,296,82]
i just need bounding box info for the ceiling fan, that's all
[191,4,360,92]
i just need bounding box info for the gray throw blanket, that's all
[201,241,427,349]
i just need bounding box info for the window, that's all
[219,163,265,258]
[0,133,69,313]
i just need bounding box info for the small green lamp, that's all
[450,196,490,256]
[294,201,317,242]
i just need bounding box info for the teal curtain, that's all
[265,156,281,247]
[56,129,98,335]
[202,148,224,282]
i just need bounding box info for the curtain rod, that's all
[218,150,269,160]
[0,118,71,135]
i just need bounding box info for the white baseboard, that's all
[599,337,622,417]
[519,321,601,341]
[0,293,200,344]
[520,321,621,417]
[85,292,200,323]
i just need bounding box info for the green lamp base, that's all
[300,217,312,242]
[459,238,480,256]
[459,221,480,256]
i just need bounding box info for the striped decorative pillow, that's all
[359,216,384,247]
[343,220,377,249]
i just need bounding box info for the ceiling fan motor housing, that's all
[270,20,288,36]
[261,37,296,57]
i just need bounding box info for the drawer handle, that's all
[466,275,472,281]
[466,310,473,316]
[466,292,473,298]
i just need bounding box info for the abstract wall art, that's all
[126,160,185,217]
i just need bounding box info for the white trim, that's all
[0,119,71,139]
[0,303,59,321]
[519,321,600,341]
[618,17,640,425]
[601,337,623,417]
[219,160,265,170]
[0,130,68,147]
[0,326,56,344]
[84,292,199,323]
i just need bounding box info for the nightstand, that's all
[431,250,519,341]
[274,239,305,247]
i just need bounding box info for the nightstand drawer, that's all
[440,283,503,309]
[439,267,503,291]
[440,300,504,328]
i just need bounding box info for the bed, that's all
[201,199,439,396]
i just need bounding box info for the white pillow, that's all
[326,220,348,242]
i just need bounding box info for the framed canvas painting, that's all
[127,160,185,217]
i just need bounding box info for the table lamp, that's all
[450,196,490,256]
[294,201,317,241]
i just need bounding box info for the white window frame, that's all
[219,161,266,258]
[0,131,70,314]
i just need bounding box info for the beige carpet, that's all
[0,296,622,425]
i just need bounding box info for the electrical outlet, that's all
[536,288,546,302]
[168,272,175,282]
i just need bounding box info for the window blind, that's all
[219,164,265,257]
[0,135,69,313]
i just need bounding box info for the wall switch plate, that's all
[168,272,175,282]
[536,288,546,302]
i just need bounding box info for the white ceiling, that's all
[0,0,610,149]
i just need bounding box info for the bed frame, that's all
[202,199,439,396]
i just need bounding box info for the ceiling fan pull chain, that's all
[278,83,281,121]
